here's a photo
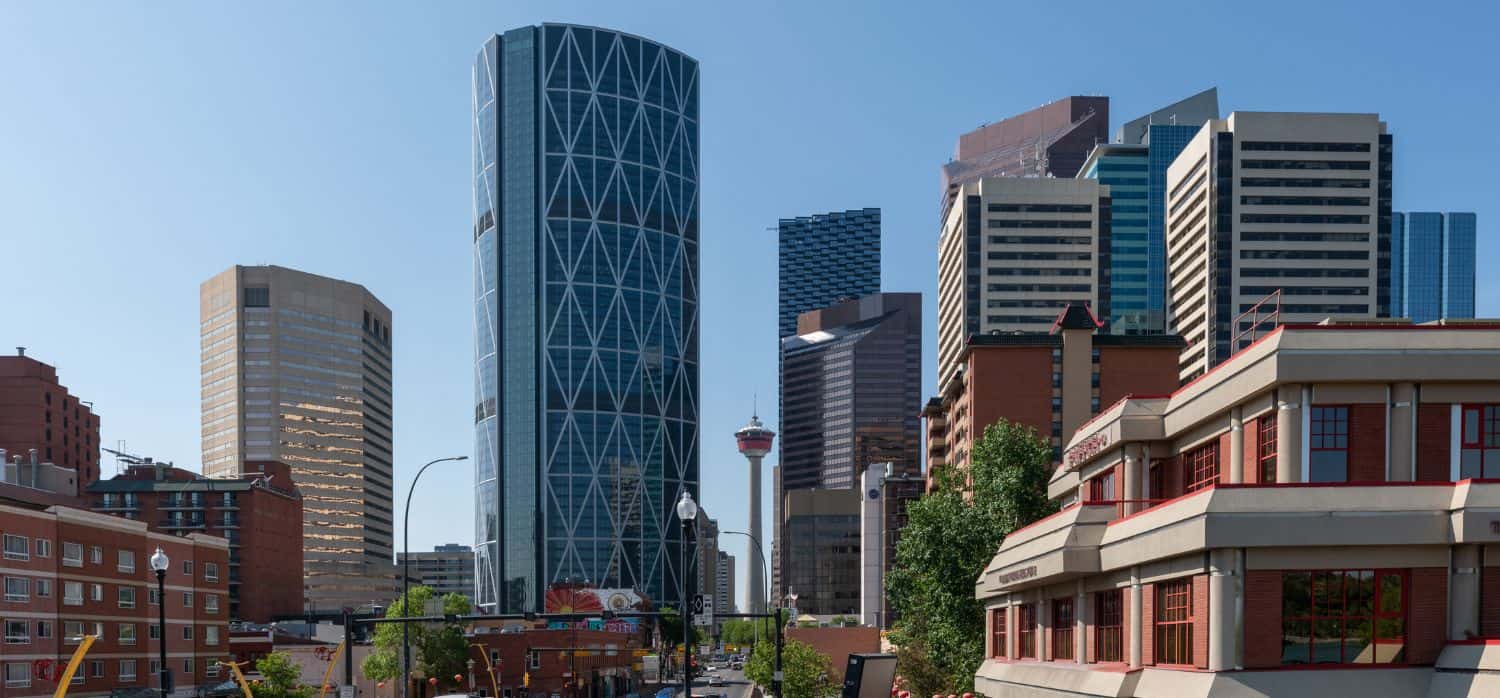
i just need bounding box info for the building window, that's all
[1154,579,1194,666]
[5,662,30,688]
[35,539,50,558]
[149,588,160,605]
[5,576,29,602]
[149,624,160,640]
[1258,414,1278,483]
[3,535,29,561]
[205,594,219,613]
[1088,470,1116,502]
[118,624,136,646]
[1309,406,1350,482]
[206,625,220,645]
[117,549,135,573]
[36,621,52,639]
[90,584,102,602]
[1460,405,1500,479]
[62,542,82,567]
[183,560,193,576]
[1282,569,1405,665]
[4,620,29,644]
[1052,598,1075,660]
[35,579,50,598]
[183,625,194,640]
[205,562,220,582]
[990,609,1007,659]
[89,660,103,678]
[119,660,137,681]
[1094,590,1124,663]
[119,587,136,609]
[184,658,194,675]
[1017,604,1037,659]
[64,622,84,643]
[206,662,220,678]
[528,650,540,670]
[63,581,83,606]
[89,546,102,564]
[244,286,271,308]
[183,592,193,608]
[1183,442,1219,493]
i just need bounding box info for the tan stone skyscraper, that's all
[200,265,399,611]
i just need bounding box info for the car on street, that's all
[707,676,726,687]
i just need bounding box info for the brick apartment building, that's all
[87,461,303,622]
[466,622,644,698]
[976,321,1500,697]
[922,305,1183,491]
[0,350,102,486]
[0,503,230,697]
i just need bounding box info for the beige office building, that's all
[938,177,1112,386]
[1166,112,1391,382]
[200,265,400,611]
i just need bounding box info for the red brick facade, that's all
[1349,404,1387,482]
[466,626,643,696]
[1417,404,1451,482]
[0,354,101,487]
[1140,582,1154,666]
[1485,567,1500,637]
[1408,567,1447,665]
[1242,570,1282,668]
[1191,575,1209,669]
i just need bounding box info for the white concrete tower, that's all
[734,414,775,614]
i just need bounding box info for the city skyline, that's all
[3,1,1497,616]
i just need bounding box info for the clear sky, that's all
[2,0,1494,613]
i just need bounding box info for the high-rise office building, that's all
[937,177,1112,385]
[716,550,736,615]
[199,265,399,611]
[472,25,700,612]
[398,544,477,606]
[777,209,881,341]
[1080,144,1149,333]
[1166,112,1391,381]
[1391,212,1477,322]
[941,96,1109,218]
[0,349,101,485]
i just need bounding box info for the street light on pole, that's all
[719,530,770,647]
[402,456,468,698]
[149,547,170,697]
[675,491,698,698]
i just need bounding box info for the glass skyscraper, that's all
[1391,212,1477,323]
[1081,144,1150,333]
[473,25,700,612]
[777,209,881,340]
[1144,124,1205,330]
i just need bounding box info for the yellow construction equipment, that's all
[316,641,347,698]
[52,634,96,698]
[220,659,255,698]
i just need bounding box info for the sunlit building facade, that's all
[199,265,399,611]
[473,24,700,612]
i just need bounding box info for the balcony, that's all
[160,518,207,531]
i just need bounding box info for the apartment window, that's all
[118,549,135,573]
[62,542,82,567]
[1087,470,1116,503]
[1154,579,1195,666]
[183,625,194,640]
[183,591,193,608]
[5,577,29,602]
[1460,405,1500,479]
[119,660,137,681]
[118,623,136,645]
[149,660,160,677]
[149,587,160,605]
[205,594,219,613]
[183,560,193,576]
[1258,414,1278,483]
[244,286,271,307]
[89,660,103,678]
[35,579,50,598]
[206,662,220,678]
[205,562,220,582]
[1183,442,1219,493]
[149,624,160,640]
[990,609,1007,659]
[63,581,83,606]
[184,658,194,675]
[205,625,220,645]
[528,650,540,670]
[119,586,136,609]
[1052,598,1075,660]
[89,546,102,564]
[5,662,30,688]
[1016,604,1037,659]
[5,620,29,644]
[36,621,52,639]
[1281,570,1406,665]
[92,621,104,639]
[1310,406,1349,482]
[1095,590,1124,663]
[34,539,50,558]
[3,535,29,561]
[90,583,102,602]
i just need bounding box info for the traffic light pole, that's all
[773,608,783,698]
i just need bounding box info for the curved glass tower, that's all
[473,24,700,612]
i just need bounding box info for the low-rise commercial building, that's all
[975,321,1500,697]
[398,544,476,605]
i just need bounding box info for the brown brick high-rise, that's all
[0,349,101,485]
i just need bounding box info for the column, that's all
[1207,549,1240,671]
[1228,407,1244,484]
[1389,383,1416,482]
[1276,384,1303,484]
[1124,445,1143,513]
[1075,579,1087,664]
[1128,567,1143,669]
[1451,545,1481,640]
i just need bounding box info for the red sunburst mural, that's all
[544,584,605,614]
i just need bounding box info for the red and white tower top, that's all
[735,415,775,458]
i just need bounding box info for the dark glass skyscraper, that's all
[473,24,700,612]
[1391,212,1477,323]
[777,209,881,340]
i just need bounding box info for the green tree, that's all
[744,639,836,698]
[656,606,705,648]
[361,586,473,691]
[255,651,313,698]
[719,618,775,647]
[886,419,1055,693]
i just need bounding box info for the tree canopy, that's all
[886,419,1055,694]
[255,652,313,698]
[744,638,836,698]
[361,586,473,691]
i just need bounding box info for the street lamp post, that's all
[149,547,170,697]
[402,456,468,698]
[718,530,769,647]
[675,491,698,698]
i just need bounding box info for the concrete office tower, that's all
[199,265,399,611]
[734,414,774,614]
[1391,212,1477,322]
[1166,112,1391,382]
[937,177,1113,386]
[398,544,477,606]
[777,209,881,341]
[941,96,1109,219]
[472,25,700,612]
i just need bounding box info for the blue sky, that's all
[2,1,1494,612]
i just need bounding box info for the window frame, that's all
[1258,413,1278,483]
[4,619,29,644]
[119,586,136,609]
[1182,441,1219,493]
[990,608,1007,659]
[117,549,135,573]
[119,659,137,681]
[89,546,102,565]
[1153,579,1195,667]
[63,581,83,606]
[35,578,50,598]
[118,623,136,646]
[1016,604,1038,659]
[35,538,51,559]
[2,534,30,561]
[4,661,31,688]
[1309,405,1351,483]
[205,562,220,582]
[4,576,30,602]
[1280,568,1407,666]
[1094,589,1124,663]
[1087,470,1116,503]
[1052,597,1076,661]
[1459,404,1500,479]
[61,542,83,567]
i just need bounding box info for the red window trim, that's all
[1460,404,1500,479]
[1258,413,1278,484]
[1153,578,1195,667]
[1279,568,1408,667]
[1183,442,1219,493]
[1016,604,1037,659]
[1052,597,1075,661]
[1087,469,1116,503]
[1309,404,1350,482]
[1094,589,1124,663]
[990,608,1007,659]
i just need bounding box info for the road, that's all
[691,666,754,698]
